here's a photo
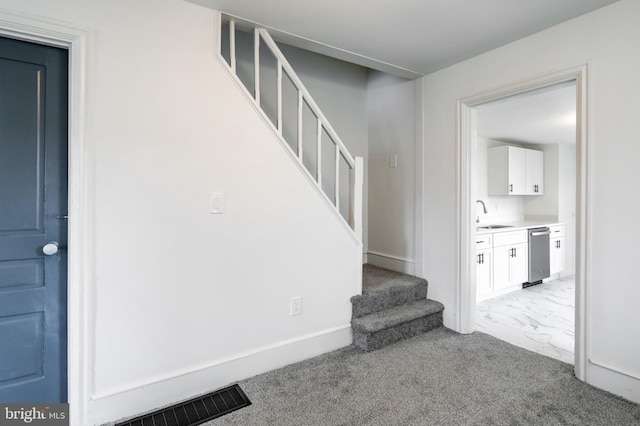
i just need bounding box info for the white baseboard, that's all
[587,360,640,404]
[366,251,415,275]
[89,325,352,425]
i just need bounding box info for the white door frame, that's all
[456,65,589,380]
[0,10,92,425]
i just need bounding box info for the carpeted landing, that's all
[206,328,640,425]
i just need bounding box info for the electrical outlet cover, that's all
[290,297,302,316]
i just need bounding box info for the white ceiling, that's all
[189,0,619,77]
[476,83,577,145]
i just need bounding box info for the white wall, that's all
[422,0,640,403]
[0,1,362,424]
[367,71,416,273]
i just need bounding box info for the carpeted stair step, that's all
[351,299,444,352]
[351,265,428,318]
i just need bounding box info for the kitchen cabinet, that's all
[492,230,528,291]
[488,145,544,195]
[525,149,544,194]
[477,223,564,302]
[549,225,565,275]
[476,235,493,301]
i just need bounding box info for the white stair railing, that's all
[215,12,363,242]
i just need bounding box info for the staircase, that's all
[351,264,444,351]
[216,12,363,242]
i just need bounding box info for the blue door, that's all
[0,36,68,403]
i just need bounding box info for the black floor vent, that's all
[115,384,251,426]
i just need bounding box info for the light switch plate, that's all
[389,154,398,168]
[290,296,302,316]
[209,192,224,214]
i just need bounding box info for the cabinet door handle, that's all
[509,184,513,193]
[558,240,561,249]
[477,240,484,244]
[513,248,516,257]
[481,253,484,264]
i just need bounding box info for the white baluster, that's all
[215,12,222,57]
[297,90,303,160]
[230,20,236,73]
[316,118,322,184]
[277,61,283,135]
[334,144,340,209]
[350,157,363,240]
[254,29,260,106]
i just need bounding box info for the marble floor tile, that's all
[475,276,575,364]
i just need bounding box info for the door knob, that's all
[43,241,60,256]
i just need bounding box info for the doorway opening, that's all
[457,65,589,379]
[473,81,577,364]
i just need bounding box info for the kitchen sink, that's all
[477,225,514,229]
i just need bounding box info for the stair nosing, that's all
[351,299,444,334]
[351,281,429,318]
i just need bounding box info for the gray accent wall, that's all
[367,71,416,271]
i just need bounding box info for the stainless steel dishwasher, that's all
[524,227,551,287]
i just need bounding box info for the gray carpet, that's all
[361,264,428,293]
[206,328,640,425]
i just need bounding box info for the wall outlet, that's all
[290,296,302,316]
[389,154,398,168]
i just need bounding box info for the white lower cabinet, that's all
[492,240,528,291]
[477,229,528,302]
[549,225,566,275]
[477,224,565,302]
[476,234,493,301]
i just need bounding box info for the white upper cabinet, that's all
[488,145,544,196]
[525,148,544,194]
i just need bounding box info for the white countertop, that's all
[476,220,563,235]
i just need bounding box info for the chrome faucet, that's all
[476,200,488,223]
